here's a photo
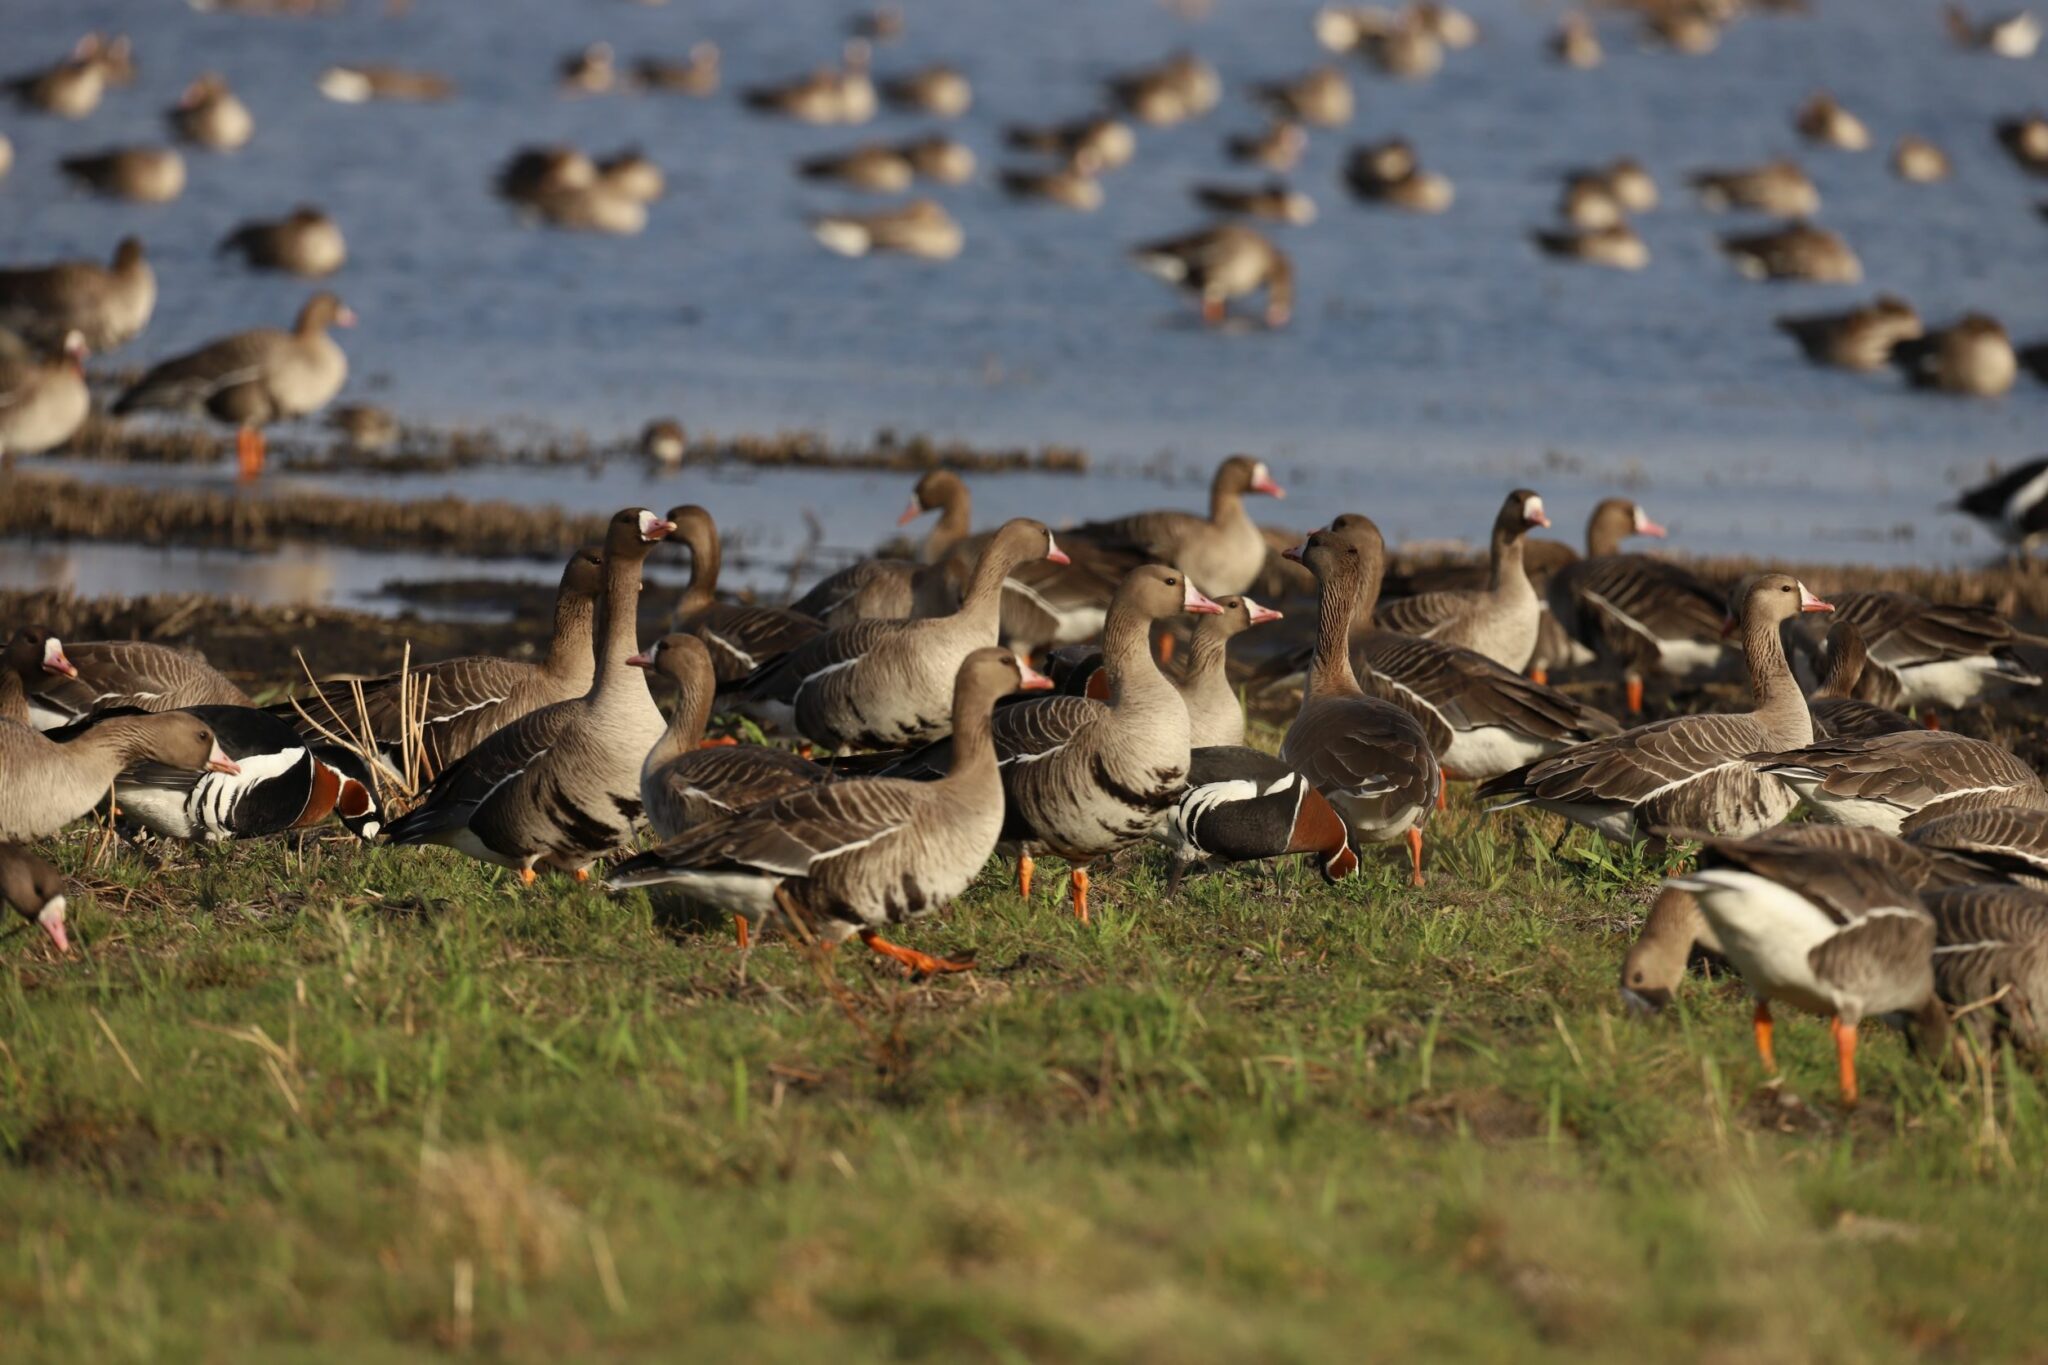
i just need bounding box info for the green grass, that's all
[6,799,2048,1362]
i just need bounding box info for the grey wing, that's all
[662,746,825,814]
[383,700,578,843]
[113,331,279,414]
[1374,590,1468,638]
[1808,911,1937,1013]
[1067,510,1205,564]
[1907,806,2048,884]
[991,696,1101,766]
[1504,713,1765,808]
[1833,592,2020,667]
[1765,733,2041,806]
[651,777,927,876]
[1285,696,1439,808]
[1362,630,1620,746]
[734,617,891,702]
[51,642,249,718]
[1553,556,1725,662]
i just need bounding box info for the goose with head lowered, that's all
[608,648,1048,974]
[1920,884,2048,1052]
[1065,453,1286,600]
[1376,489,1551,671]
[664,506,823,683]
[1280,518,1441,885]
[383,509,675,880]
[1160,746,1356,893]
[786,471,973,627]
[1808,622,1915,739]
[1753,730,2047,835]
[0,844,69,954]
[0,710,237,842]
[737,519,1065,750]
[1480,574,1833,846]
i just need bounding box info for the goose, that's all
[663,505,825,683]
[1377,489,1550,671]
[1799,588,2043,710]
[1480,574,1833,845]
[6,39,109,118]
[640,418,685,466]
[383,509,676,880]
[633,44,720,97]
[0,134,9,182]
[1754,731,2048,835]
[0,710,237,842]
[1559,176,1626,230]
[0,330,90,458]
[495,146,596,202]
[1952,456,2048,550]
[607,648,1047,971]
[1600,159,1659,212]
[630,635,825,840]
[1252,65,1354,126]
[597,150,664,203]
[528,182,646,235]
[880,65,971,117]
[738,519,1065,749]
[1108,50,1220,126]
[1343,141,1455,212]
[1809,623,1916,739]
[799,144,915,193]
[1006,117,1136,171]
[1907,805,2048,889]
[27,640,250,730]
[1775,295,1923,371]
[1892,136,1951,183]
[218,207,346,277]
[743,42,875,125]
[317,65,456,103]
[940,525,1124,657]
[0,238,155,353]
[1280,519,1441,885]
[1131,225,1293,327]
[559,43,617,95]
[1055,455,1284,605]
[899,135,976,184]
[1921,885,2048,1051]
[787,471,971,626]
[1672,836,1946,1105]
[998,161,1104,212]
[0,627,78,725]
[1945,5,2042,56]
[1720,223,1861,283]
[278,546,604,775]
[0,845,69,953]
[60,148,187,204]
[1226,121,1308,172]
[1162,746,1358,891]
[1551,12,1603,67]
[1996,113,2048,175]
[168,74,253,150]
[1045,592,1282,747]
[811,199,962,260]
[1795,92,1871,151]
[1890,315,2017,397]
[114,292,353,479]
[1530,225,1647,271]
[1357,12,1445,78]
[1415,1,1479,46]
[1689,160,1820,216]
[1192,180,1317,225]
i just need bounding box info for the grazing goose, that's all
[1689,160,1820,216]
[1890,315,2017,397]
[1801,589,2043,710]
[787,472,971,626]
[1480,574,1833,845]
[1755,731,2048,835]
[1922,885,2048,1050]
[218,207,346,277]
[383,509,676,880]
[1227,121,1308,172]
[1908,805,2048,889]
[61,148,187,204]
[633,44,721,97]
[0,710,236,842]
[0,845,69,954]
[799,144,915,193]
[317,65,455,103]
[0,330,90,458]
[0,238,155,353]
[1131,225,1294,327]
[1377,489,1550,671]
[1192,180,1317,225]
[28,640,250,730]
[608,648,1047,971]
[1720,223,1862,283]
[1776,295,1923,371]
[998,160,1104,212]
[1280,519,1441,885]
[811,199,962,260]
[1162,746,1357,891]
[1066,454,1286,599]
[1996,113,2048,175]
[880,65,971,117]
[279,547,604,775]
[1952,456,2048,550]
[1795,92,1871,151]
[665,506,824,683]
[113,292,353,480]
[1892,136,1952,183]
[168,74,254,150]
[1809,623,1916,739]
[740,520,1065,749]
[1946,4,2043,55]
[1343,141,1455,212]
[1252,65,1354,126]
[1530,225,1648,271]
[1006,116,1136,171]
[1551,12,1603,67]
[1667,836,1946,1104]
[631,635,825,840]
[1108,50,1220,126]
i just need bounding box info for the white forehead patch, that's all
[637,509,663,540]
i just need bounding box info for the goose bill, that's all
[1246,597,1284,624]
[1044,535,1072,565]
[41,637,77,677]
[1185,582,1225,614]
[1250,463,1286,498]
[637,510,676,541]
[206,745,242,776]
[1798,583,1834,613]
[896,497,926,526]
[1633,507,1668,537]
[1018,662,1054,691]
[37,898,69,954]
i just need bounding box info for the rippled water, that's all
[4,0,2044,587]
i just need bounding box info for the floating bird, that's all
[1776,295,1923,371]
[318,65,454,103]
[218,207,346,277]
[811,199,962,260]
[1892,135,1952,183]
[168,74,253,150]
[1720,222,1861,283]
[1689,160,1820,216]
[0,238,155,353]
[633,44,720,97]
[1945,4,2042,56]
[1795,92,1871,150]
[60,147,187,204]
[1890,315,2017,396]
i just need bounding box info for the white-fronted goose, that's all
[279,546,603,776]
[1252,65,1353,126]
[664,505,825,683]
[0,330,89,458]
[800,144,914,193]
[1227,121,1307,172]
[1922,884,2048,1050]
[559,43,617,95]
[743,42,875,125]
[0,627,77,726]
[1720,223,1861,283]
[1803,588,2043,710]
[1344,141,1454,212]
[218,207,346,277]
[1809,623,1916,739]
[1890,315,2017,397]
[1552,12,1603,67]
[1378,490,1550,671]
[1531,224,1648,271]
[113,291,353,479]
[0,845,69,954]
[640,418,685,466]
[787,471,971,626]
[1481,574,1832,844]
[1908,805,2048,889]
[1776,295,1923,370]
[318,65,455,103]
[1669,836,1944,1105]
[1953,457,2048,549]
[1108,50,1220,126]
[811,199,962,260]
[1947,4,2043,54]
[881,65,970,117]
[1180,594,1282,747]
[1192,180,1316,226]
[1280,519,1441,884]
[1689,160,1820,216]
[1131,224,1294,327]
[0,238,155,353]
[597,149,663,203]
[1068,455,1286,598]
[384,509,675,879]
[938,529,1124,656]
[61,148,187,204]
[1795,92,1871,151]
[998,161,1104,212]
[27,640,250,730]
[1162,746,1357,891]
[633,44,720,97]
[1007,117,1136,171]
[6,39,109,118]
[741,519,1064,749]
[0,710,236,842]
[630,635,825,840]
[1756,731,2048,835]
[608,648,1046,972]
[1997,113,2048,174]
[169,74,253,150]
[1892,136,1951,183]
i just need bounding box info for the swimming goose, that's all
[1377,489,1550,671]
[1480,574,1832,845]
[1415,1,1479,46]
[1131,224,1294,327]
[559,43,617,95]
[1891,136,1951,183]
[1108,50,1220,126]
[168,74,254,150]
[1067,454,1287,598]
[1280,519,1441,885]
[1551,12,1603,67]
[27,640,250,730]
[1907,805,2048,889]
[1775,295,1923,371]
[1921,884,2048,1051]
[900,135,976,184]
[665,505,825,683]
[1355,11,1446,79]
[279,546,604,776]
[1667,836,1945,1104]
[608,648,1046,972]
[1809,623,1916,739]
[811,199,962,260]
[1801,588,2043,710]
[1997,113,2048,175]
[383,509,675,879]
[61,147,187,204]
[1756,731,2048,835]
[0,330,90,458]
[799,144,915,193]
[1344,140,1454,212]
[1161,746,1357,891]
[1227,121,1308,172]
[1889,315,2017,397]
[740,519,1065,749]
[633,44,720,97]
[6,39,110,118]
[881,65,971,117]
[1530,224,1647,270]
[1689,160,1820,216]
[631,635,825,839]
[114,291,353,479]
[1252,65,1354,126]
[1192,180,1317,225]
[1945,4,2042,56]
[1006,117,1136,171]
[744,42,875,124]
[787,471,972,626]
[998,161,1104,212]
[1795,92,1871,151]
[0,845,69,954]
[218,207,346,277]
[0,710,236,842]
[318,65,456,103]
[0,238,155,353]
[597,149,664,203]
[1719,223,1861,283]
[1559,176,1626,230]
[1952,456,2048,550]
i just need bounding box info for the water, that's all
[4,0,2044,585]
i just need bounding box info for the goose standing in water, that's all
[1131,225,1293,328]
[811,199,962,260]
[1689,160,1820,216]
[0,238,155,353]
[1719,223,1862,283]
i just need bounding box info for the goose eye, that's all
[1631,970,1644,983]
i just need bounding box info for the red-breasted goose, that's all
[664,506,825,683]
[1755,731,2048,835]
[383,509,676,880]
[0,845,69,954]
[607,648,1048,974]
[1131,225,1294,328]
[1067,454,1286,599]
[0,238,155,352]
[1162,746,1357,891]
[27,639,249,730]
[0,330,89,458]
[1378,490,1550,670]
[1921,884,2048,1050]
[1797,588,2044,711]
[1809,622,1915,739]
[1776,295,1923,371]
[1279,518,1441,885]
[168,74,254,150]
[218,207,345,277]
[1907,805,2048,889]
[1480,574,1833,845]
[0,710,236,842]
[1953,456,2048,551]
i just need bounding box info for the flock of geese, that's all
[2,451,2048,1107]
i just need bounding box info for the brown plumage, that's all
[1809,622,1916,739]
[1757,731,2048,835]
[1801,589,2043,709]
[1130,225,1294,328]
[1776,295,1923,371]
[0,710,236,842]
[1376,490,1551,670]
[664,505,824,683]
[1064,454,1287,598]
[0,844,69,953]
[27,640,249,729]
[218,207,346,277]
[0,237,155,352]
[1923,885,2048,1049]
[1906,805,2048,889]
[0,329,89,458]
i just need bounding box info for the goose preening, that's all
[26,640,250,730]
[1889,315,2017,397]
[218,207,346,277]
[0,710,236,843]
[1162,746,1357,891]
[0,845,69,954]
[1481,574,1833,845]
[1551,12,1603,68]
[1755,731,2048,835]
[1343,140,1454,212]
[1689,161,1820,216]
[1192,181,1317,226]
[383,509,676,880]
[743,42,875,124]
[1952,457,2048,550]
[665,505,825,683]
[1809,623,1917,739]
[1108,51,1220,126]
[1280,518,1442,885]
[1531,225,1648,271]
[0,238,155,354]
[318,65,455,103]
[1944,4,2042,56]
[811,199,962,260]
[1795,92,1871,151]
[1227,121,1308,172]
[1775,295,1924,371]
[1922,884,2048,1051]
[1891,136,1952,183]
[0,330,90,459]
[633,44,720,97]
[880,65,971,118]
[1801,588,2044,710]
[1719,223,1862,283]
[1065,454,1287,600]
[114,292,352,479]
[1251,65,1354,127]
[1131,224,1294,327]
[168,74,253,150]
[1006,117,1136,172]
[608,648,1048,973]
[1377,489,1551,671]
[1908,805,2048,889]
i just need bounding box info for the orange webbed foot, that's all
[859,929,975,979]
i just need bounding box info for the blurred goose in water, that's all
[1795,92,1871,151]
[1997,113,2048,175]
[900,135,976,184]
[168,74,253,150]
[1007,116,1136,171]
[1252,65,1353,126]
[1193,180,1317,226]
[1108,50,1220,126]
[1559,177,1626,230]
[0,237,154,353]
[1323,8,1445,79]
[881,64,971,117]
[800,143,914,193]
[1131,224,1294,328]
[597,149,663,202]
[1690,160,1820,216]
[1890,315,2017,397]
[1552,12,1604,67]
[1891,136,1951,183]
[559,43,617,95]
[998,159,1104,212]
[1531,223,1648,270]
[1227,121,1308,172]
[218,207,346,277]
[1776,295,1923,371]
[640,418,685,466]
[745,42,874,124]
[1945,4,2042,56]
[318,65,455,103]
[633,43,720,97]
[1719,222,1861,283]
[1344,139,1453,212]
[0,331,90,459]
[61,147,186,204]
[6,36,118,118]
[811,199,962,260]
[850,5,905,42]
[1645,5,1719,53]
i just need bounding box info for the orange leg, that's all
[859,928,975,978]
[1529,667,1549,687]
[1435,785,1447,813]
[699,735,739,748]
[1017,850,1034,900]
[1071,867,1091,923]
[573,867,590,883]
[1922,710,1941,732]
[235,426,265,482]
[1625,676,1645,716]
[1752,999,1777,1075]
[735,917,751,949]
[1201,296,1225,326]
[518,866,538,887]
[1156,632,1175,664]
[1405,828,1425,887]
[1831,1015,1859,1106]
